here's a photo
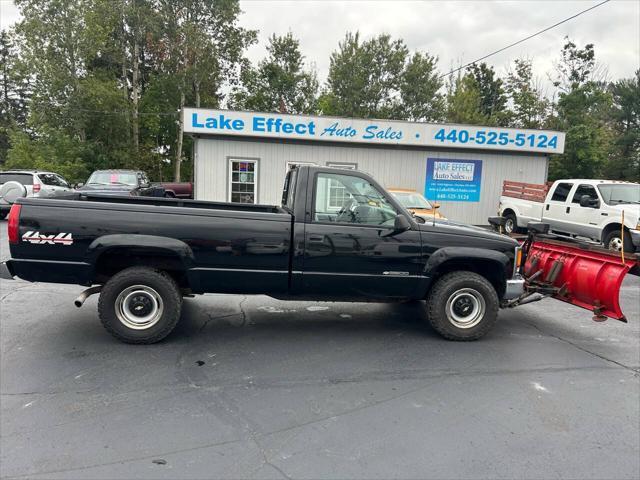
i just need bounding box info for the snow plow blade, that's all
[523,239,637,322]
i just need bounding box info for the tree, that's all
[504,59,548,129]
[552,37,606,92]
[230,32,318,114]
[152,0,256,180]
[603,71,640,181]
[466,62,508,125]
[400,52,444,121]
[548,41,613,179]
[0,29,30,163]
[323,32,408,119]
[445,73,487,125]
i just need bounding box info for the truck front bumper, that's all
[504,276,525,300]
[0,261,14,280]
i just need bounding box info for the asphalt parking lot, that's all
[1,220,639,480]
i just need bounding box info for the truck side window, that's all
[313,172,397,227]
[550,182,573,202]
[572,184,598,203]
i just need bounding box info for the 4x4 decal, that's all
[22,231,74,245]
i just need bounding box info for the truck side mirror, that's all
[383,215,412,237]
[579,195,599,208]
[394,214,411,232]
[432,202,441,209]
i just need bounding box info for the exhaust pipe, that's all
[74,286,102,308]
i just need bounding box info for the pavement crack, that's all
[522,319,639,373]
[238,295,249,326]
[0,283,37,303]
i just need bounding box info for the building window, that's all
[229,158,257,204]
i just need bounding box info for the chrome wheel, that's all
[504,218,514,233]
[115,285,164,330]
[608,236,623,252]
[445,288,486,329]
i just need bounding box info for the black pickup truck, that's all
[1,166,524,344]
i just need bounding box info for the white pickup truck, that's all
[498,179,640,252]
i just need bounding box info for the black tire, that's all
[426,271,499,341]
[502,212,518,234]
[0,211,6,220]
[98,267,182,344]
[603,229,634,254]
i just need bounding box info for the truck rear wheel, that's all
[98,267,182,344]
[426,271,499,341]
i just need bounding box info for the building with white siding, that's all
[184,108,565,225]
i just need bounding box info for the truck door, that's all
[301,170,423,299]
[567,184,601,239]
[543,182,574,234]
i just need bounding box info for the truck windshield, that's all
[391,191,432,209]
[597,184,640,205]
[87,172,137,186]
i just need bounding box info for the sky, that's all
[1,0,638,92]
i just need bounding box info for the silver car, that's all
[0,170,73,219]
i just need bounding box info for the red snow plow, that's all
[489,219,638,322]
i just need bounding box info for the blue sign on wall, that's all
[425,158,483,202]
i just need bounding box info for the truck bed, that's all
[59,192,286,214]
[501,180,549,203]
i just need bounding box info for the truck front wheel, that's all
[426,272,499,341]
[502,212,518,234]
[98,267,182,344]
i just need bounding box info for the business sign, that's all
[425,158,483,202]
[183,108,565,154]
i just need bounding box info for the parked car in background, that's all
[158,181,193,199]
[499,179,640,252]
[77,170,165,197]
[0,170,72,219]
[388,188,446,221]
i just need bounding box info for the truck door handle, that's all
[545,204,549,211]
[566,207,570,214]
[308,235,325,242]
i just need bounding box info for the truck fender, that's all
[421,247,511,295]
[86,234,195,270]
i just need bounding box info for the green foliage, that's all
[466,63,509,126]
[230,32,318,114]
[603,71,640,181]
[400,52,444,121]
[445,74,488,125]
[5,129,91,183]
[504,59,548,129]
[324,32,407,118]
[0,7,637,186]
[548,40,616,180]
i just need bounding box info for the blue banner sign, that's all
[425,158,483,202]
[183,108,566,154]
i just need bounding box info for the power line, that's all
[439,0,611,78]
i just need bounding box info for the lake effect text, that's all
[192,113,315,135]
